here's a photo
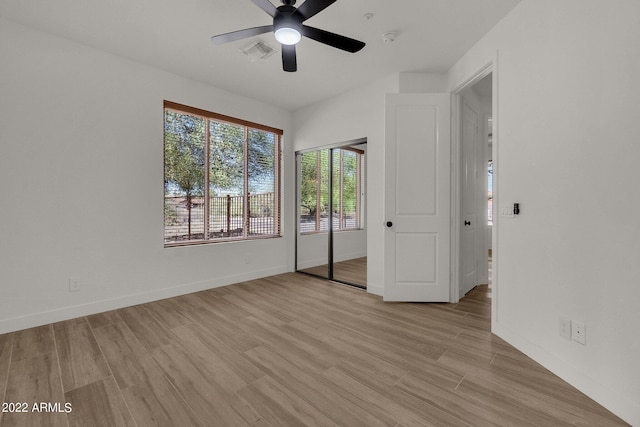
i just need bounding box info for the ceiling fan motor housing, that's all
[274,5,302,33]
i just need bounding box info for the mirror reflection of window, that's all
[299,148,362,234]
[296,144,367,288]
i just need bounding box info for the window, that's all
[299,147,363,234]
[164,101,282,246]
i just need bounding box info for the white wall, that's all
[296,233,329,270]
[448,0,640,424]
[0,18,294,333]
[296,231,367,270]
[398,72,449,93]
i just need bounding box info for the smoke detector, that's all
[382,32,397,43]
[240,41,277,62]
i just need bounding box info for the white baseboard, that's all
[366,284,383,296]
[334,251,367,263]
[0,265,290,334]
[492,322,639,426]
[296,257,327,270]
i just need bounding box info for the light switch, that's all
[501,206,514,217]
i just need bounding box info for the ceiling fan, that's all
[210,0,366,72]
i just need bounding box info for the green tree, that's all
[164,111,205,240]
[300,149,359,230]
[339,150,357,218]
[300,151,319,217]
[299,150,331,219]
[209,123,276,195]
[248,129,276,194]
[209,121,244,194]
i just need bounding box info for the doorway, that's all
[295,140,367,288]
[458,73,492,298]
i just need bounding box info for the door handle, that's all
[386,221,393,228]
[464,221,471,226]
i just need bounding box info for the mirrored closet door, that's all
[296,141,367,288]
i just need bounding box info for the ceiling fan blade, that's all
[295,0,337,21]
[251,0,278,17]
[301,25,365,53]
[282,44,297,72]
[211,25,273,44]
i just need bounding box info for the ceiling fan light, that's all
[275,27,301,45]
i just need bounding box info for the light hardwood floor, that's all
[0,273,628,426]
[299,257,367,287]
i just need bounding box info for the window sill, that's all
[164,234,282,248]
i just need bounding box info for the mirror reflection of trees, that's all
[299,148,361,234]
[297,145,367,288]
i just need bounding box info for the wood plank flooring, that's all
[0,273,629,426]
[299,257,367,287]
[333,257,367,287]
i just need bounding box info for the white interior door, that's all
[384,93,451,302]
[460,99,480,297]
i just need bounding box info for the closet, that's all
[295,141,367,288]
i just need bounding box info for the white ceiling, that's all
[0,0,521,111]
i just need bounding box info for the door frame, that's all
[450,61,497,311]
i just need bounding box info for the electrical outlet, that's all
[559,317,572,340]
[572,321,586,345]
[68,278,81,292]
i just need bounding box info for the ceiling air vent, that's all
[240,41,277,62]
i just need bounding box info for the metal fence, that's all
[299,214,360,234]
[164,192,276,243]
